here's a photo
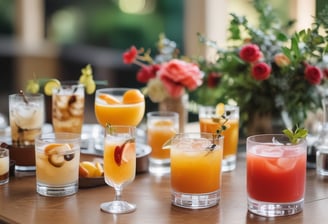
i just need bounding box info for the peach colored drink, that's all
[35,133,81,197]
[170,133,223,209]
[199,105,239,171]
[95,88,145,127]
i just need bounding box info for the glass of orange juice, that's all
[94,88,145,127]
[100,125,136,214]
[169,133,223,209]
[247,134,307,217]
[147,111,179,175]
[199,104,239,172]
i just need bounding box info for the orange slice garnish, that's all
[122,89,144,104]
[216,103,225,116]
[98,93,121,104]
[122,142,135,163]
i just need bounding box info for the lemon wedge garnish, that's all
[25,79,40,94]
[215,103,225,116]
[44,79,61,96]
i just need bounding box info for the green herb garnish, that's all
[282,127,308,144]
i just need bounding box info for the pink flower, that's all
[239,44,262,63]
[136,64,160,83]
[251,62,271,80]
[304,65,323,85]
[158,59,203,98]
[123,46,138,64]
[274,53,291,67]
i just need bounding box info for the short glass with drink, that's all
[247,134,307,217]
[147,111,179,175]
[199,104,239,171]
[52,82,85,133]
[169,133,223,209]
[0,148,9,185]
[35,132,81,197]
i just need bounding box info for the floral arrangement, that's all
[122,34,203,103]
[194,0,328,132]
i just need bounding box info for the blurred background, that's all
[0,0,322,123]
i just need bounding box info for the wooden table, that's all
[1,152,328,224]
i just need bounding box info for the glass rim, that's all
[95,87,136,94]
[247,134,306,146]
[147,111,179,117]
[35,132,81,142]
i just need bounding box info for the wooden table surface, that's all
[1,152,328,224]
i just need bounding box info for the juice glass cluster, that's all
[247,134,307,217]
[199,105,239,171]
[170,133,223,209]
[52,83,85,133]
[35,133,81,197]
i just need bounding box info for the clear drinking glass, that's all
[35,132,81,197]
[9,93,44,146]
[169,133,223,209]
[247,134,307,217]
[100,125,137,214]
[52,82,85,134]
[0,148,9,185]
[199,105,239,172]
[147,111,179,175]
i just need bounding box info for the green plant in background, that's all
[193,0,328,133]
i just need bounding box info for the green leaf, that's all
[282,127,308,144]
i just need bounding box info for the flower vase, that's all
[158,94,188,132]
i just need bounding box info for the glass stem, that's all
[114,187,122,201]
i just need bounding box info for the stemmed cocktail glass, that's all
[94,88,145,214]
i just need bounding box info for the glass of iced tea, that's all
[9,93,44,146]
[246,134,307,217]
[169,133,223,209]
[0,148,9,185]
[147,111,179,175]
[199,104,239,171]
[52,82,85,133]
[100,125,136,214]
[35,132,81,197]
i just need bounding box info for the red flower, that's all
[239,44,262,63]
[158,59,203,98]
[305,65,323,85]
[136,65,160,83]
[123,46,138,64]
[207,72,221,88]
[251,62,271,80]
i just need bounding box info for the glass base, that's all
[171,190,220,209]
[15,165,36,172]
[149,158,170,175]
[0,178,9,185]
[316,150,328,176]
[100,200,136,214]
[248,197,304,217]
[37,182,78,197]
[222,155,236,172]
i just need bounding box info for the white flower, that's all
[146,78,169,103]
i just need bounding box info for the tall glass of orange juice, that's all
[147,111,179,175]
[100,125,136,214]
[169,133,223,209]
[94,88,145,127]
[199,104,239,172]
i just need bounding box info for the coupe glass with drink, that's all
[169,133,223,209]
[94,88,145,127]
[52,82,85,133]
[35,132,81,197]
[199,104,239,171]
[100,125,136,214]
[147,111,179,175]
[246,134,307,217]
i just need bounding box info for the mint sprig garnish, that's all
[282,127,308,144]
